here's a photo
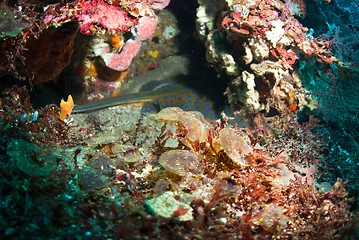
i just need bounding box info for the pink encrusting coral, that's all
[135,16,159,41]
[270,45,297,70]
[74,0,138,35]
[41,0,170,72]
[105,16,160,71]
[81,1,169,71]
[106,39,142,71]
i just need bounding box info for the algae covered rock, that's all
[0,5,27,38]
[78,155,116,194]
[7,139,57,176]
[145,191,193,221]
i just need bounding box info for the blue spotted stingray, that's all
[72,80,218,119]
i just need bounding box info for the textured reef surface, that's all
[0,0,359,239]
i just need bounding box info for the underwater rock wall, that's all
[0,0,358,239]
[195,0,358,119]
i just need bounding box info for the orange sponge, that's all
[59,95,74,121]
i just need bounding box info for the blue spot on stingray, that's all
[163,96,167,99]
[187,95,191,98]
[188,100,192,103]
[205,99,209,102]
[205,104,210,107]
[197,97,201,100]
[178,97,182,100]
